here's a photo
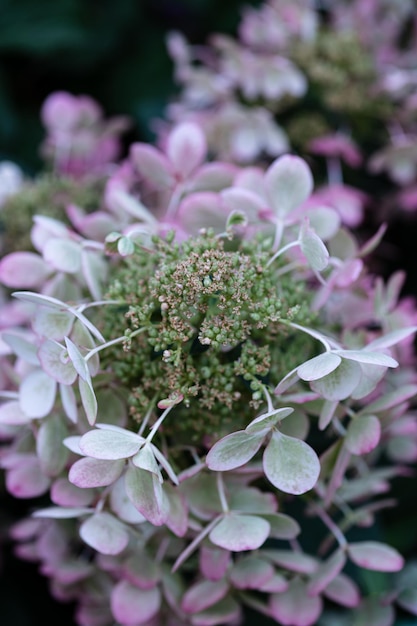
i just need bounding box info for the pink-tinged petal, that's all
[307,549,346,596]
[263,432,320,495]
[0,252,51,288]
[14,543,39,562]
[62,435,83,455]
[260,513,300,540]
[245,407,294,435]
[0,400,31,425]
[311,184,366,227]
[206,430,264,471]
[367,327,417,351]
[269,578,323,626]
[188,596,241,626]
[33,307,74,340]
[308,206,341,240]
[229,556,274,590]
[9,517,43,541]
[323,573,360,607]
[59,383,78,423]
[259,574,289,593]
[308,134,362,167]
[19,369,57,418]
[32,506,93,516]
[132,443,161,480]
[265,155,313,217]
[111,580,161,626]
[209,514,270,552]
[75,605,113,626]
[178,191,229,235]
[64,336,90,380]
[81,249,107,301]
[364,384,417,414]
[36,414,69,476]
[123,553,160,590]
[398,184,417,212]
[347,541,404,572]
[109,476,147,524]
[52,560,94,585]
[182,579,229,613]
[38,340,77,385]
[262,549,317,575]
[79,428,142,460]
[297,352,341,382]
[166,122,207,178]
[78,377,97,426]
[221,187,266,221]
[41,91,80,129]
[189,162,238,192]
[130,143,176,190]
[80,512,129,555]
[2,331,40,365]
[67,205,119,240]
[5,455,50,498]
[199,546,231,581]
[228,486,278,514]
[335,349,398,368]
[164,482,188,537]
[43,238,82,273]
[124,465,169,526]
[345,415,381,455]
[311,359,362,401]
[51,476,96,507]
[299,218,329,271]
[69,457,125,488]
[333,258,363,288]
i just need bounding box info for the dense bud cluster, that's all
[103,230,314,440]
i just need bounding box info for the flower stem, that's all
[266,240,299,268]
[85,327,146,362]
[216,472,229,513]
[145,404,175,444]
[314,505,348,550]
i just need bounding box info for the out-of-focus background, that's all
[0,0,261,173]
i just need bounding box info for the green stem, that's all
[145,404,175,444]
[85,327,146,362]
[216,472,229,514]
[266,240,299,268]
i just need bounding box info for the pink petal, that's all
[79,512,129,555]
[348,541,404,572]
[130,143,175,190]
[111,580,161,626]
[265,155,313,217]
[166,122,207,178]
[69,457,125,488]
[5,454,50,498]
[269,578,323,626]
[0,252,51,288]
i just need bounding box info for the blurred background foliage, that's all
[0,0,262,173]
